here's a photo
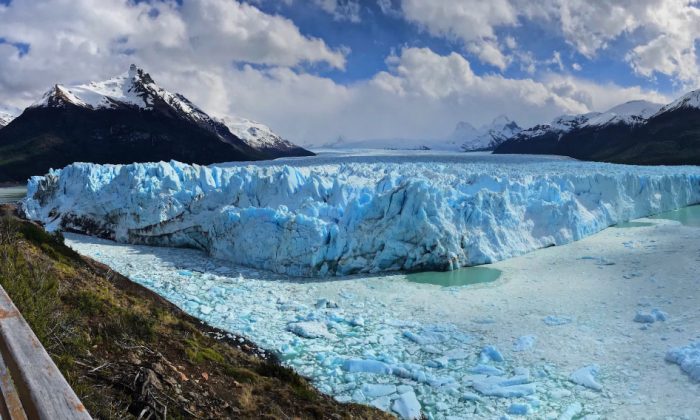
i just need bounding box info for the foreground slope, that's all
[494,97,700,165]
[0,65,312,182]
[22,154,700,277]
[0,206,389,419]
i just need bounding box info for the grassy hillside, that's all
[0,205,392,419]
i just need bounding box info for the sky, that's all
[0,0,699,145]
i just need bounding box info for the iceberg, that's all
[22,155,700,277]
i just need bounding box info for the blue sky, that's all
[251,0,679,93]
[0,0,698,144]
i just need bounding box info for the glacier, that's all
[22,153,700,277]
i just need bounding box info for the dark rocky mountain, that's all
[494,97,700,165]
[0,65,313,182]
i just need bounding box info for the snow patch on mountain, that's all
[583,100,662,127]
[452,115,522,151]
[22,156,700,277]
[0,111,15,128]
[220,116,301,151]
[30,64,211,123]
[656,89,700,115]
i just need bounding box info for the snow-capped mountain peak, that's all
[583,100,662,127]
[655,89,700,115]
[452,115,522,151]
[30,64,210,123]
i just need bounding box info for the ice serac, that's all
[22,158,700,277]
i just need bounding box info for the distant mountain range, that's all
[494,95,700,165]
[0,65,312,182]
[448,115,522,151]
[321,115,522,152]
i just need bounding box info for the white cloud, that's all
[399,0,517,69]
[313,0,362,23]
[396,0,700,86]
[0,0,346,109]
[0,0,679,147]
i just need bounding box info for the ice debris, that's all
[472,374,536,398]
[558,402,583,420]
[287,321,333,339]
[507,403,532,415]
[569,365,603,391]
[392,390,422,419]
[634,308,668,324]
[513,335,536,352]
[665,341,700,381]
[480,345,505,362]
[543,315,573,326]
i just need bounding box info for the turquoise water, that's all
[649,205,700,227]
[614,221,655,228]
[0,186,27,204]
[405,266,501,287]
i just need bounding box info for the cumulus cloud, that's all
[400,0,517,69]
[0,0,345,108]
[313,0,362,22]
[396,0,700,86]
[0,0,682,146]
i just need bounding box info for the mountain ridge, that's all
[494,94,700,165]
[0,65,313,182]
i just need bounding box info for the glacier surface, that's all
[22,154,700,277]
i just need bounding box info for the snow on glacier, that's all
[22,154,700,277]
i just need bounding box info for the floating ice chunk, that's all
[349,316,365,327]
[569,365,602,391]
[468,364,504,376]
[665,341,700,381]
[199,305,213,315]
[342,359,393,375]
[480,345,504,363]
[392,390,422,420]
[361,383,397,398]
[513,335,537,352]
[370,395,392,411]
[507,403,532,415]
[403,329,447,345]
[543,315,573,326]
[549,388,572,399]
[351,388,365,402]
[315,298,339,309]
[472,374,535,398]
[633,311,656,324]
[461,392,482,402]
[558,402,583,420]
[444,348,469,360]
[334,395,352,403]
[428,356,449,368]
[651,308,668,321]
[287,321,333,339]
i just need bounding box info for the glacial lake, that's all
[0,186,27,204]
[650,204,700,227]
[405,266,501,287]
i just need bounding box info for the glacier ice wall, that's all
[22,158,700,277]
